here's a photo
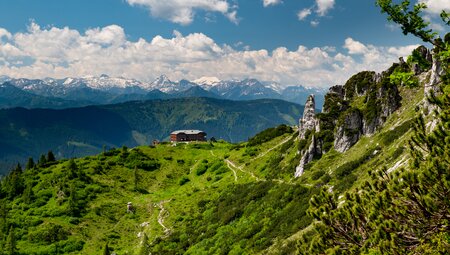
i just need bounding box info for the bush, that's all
[28,223,69,244]
[311,170,326,180]
[196,164,208,176]
[247,125,293,146]
[179,176,190,186]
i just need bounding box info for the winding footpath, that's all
[157,200,172,237]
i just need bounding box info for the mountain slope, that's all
[0,44,447,254]
[0,98,303,174]
[0,82,88,109]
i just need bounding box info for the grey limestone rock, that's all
[334,109,363,152]
[295,135,322,177]
[298,94,319,139]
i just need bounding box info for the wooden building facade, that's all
[170,130,207,142]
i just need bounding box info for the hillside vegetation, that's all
[0,97,303,175]
[0,67,444,254]
[0,2,449,254]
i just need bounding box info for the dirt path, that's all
[157,200,172,237]
[253,136,292,161]
[225,159,239,182]
[232,135,293,182]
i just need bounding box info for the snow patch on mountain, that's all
[193,76,221,87]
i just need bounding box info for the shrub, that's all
[179,176,190,186]
[196,164,208,176]
[28,223,69,244]
[247,125,293,146]
[311,170,326,180]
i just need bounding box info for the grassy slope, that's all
[0,97,303,175]
[1,85,423,254]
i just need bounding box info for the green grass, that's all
[0,82,426,254]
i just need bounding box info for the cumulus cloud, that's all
[126,0,238,25]
[263,0,283,7]
[418,0,450,14]
[316,0,335,16]
[344,38,368,54]
[298,8,312,20]
[297,0,335,26]
[0,23,420,88]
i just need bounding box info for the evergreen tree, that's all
[47,150,56,162]
[38,154,47,166]
[25,157,35,171]
[67,182,79,217]
[134,166,139,191]
[67,159,79,180]
[0,201,7,253]
[5,226,17,255]
[5,164,24,198]
[22,182,35,204]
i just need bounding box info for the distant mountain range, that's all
[0,75,325,109]
[0,97,304,173]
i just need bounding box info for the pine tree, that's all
[0,201,7,253]
[134,166,139,191]
[25,157,35,171]
[5,226,17,255]
[67,159,79,180]
[38,154,47,166]
[22,182,35,204]
[47,150,56,162]
[5,164,24,198]
[67,182,79,217]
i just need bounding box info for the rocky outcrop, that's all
[294,45,437,177]
[425,50,444,96]
[411,46,432,75]
[298,95,319,139]
[295,135,322,177]
[423,47,445,131]
[334,108,363,152]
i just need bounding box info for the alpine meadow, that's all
[0,0,449,255]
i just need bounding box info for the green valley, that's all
[0,98,303,175]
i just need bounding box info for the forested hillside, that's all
[0,98,303,174]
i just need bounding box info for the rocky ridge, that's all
[295,45,441,177]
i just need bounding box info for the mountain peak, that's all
[153,74,172,85]
[193,76,221,86]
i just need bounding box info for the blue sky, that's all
[0,0,448,88]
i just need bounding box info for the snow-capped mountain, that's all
[148,75,198,93]
[193,76,221,87]
[0,74,326,109]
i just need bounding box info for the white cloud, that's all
[388,45,421,57]
[418,0,450,15]
[310,20,320,27]
[263,0,283,7]
[316,0,335,16]
[297,0,335,25]
[344,38,368,54]
[0,28,12,40]
[126,0,237,25]
[298,8,312,20]
[0,23,421,88]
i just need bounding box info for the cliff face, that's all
[295,45,438,177]
[298,95,319,139]
[334,108,363,153]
